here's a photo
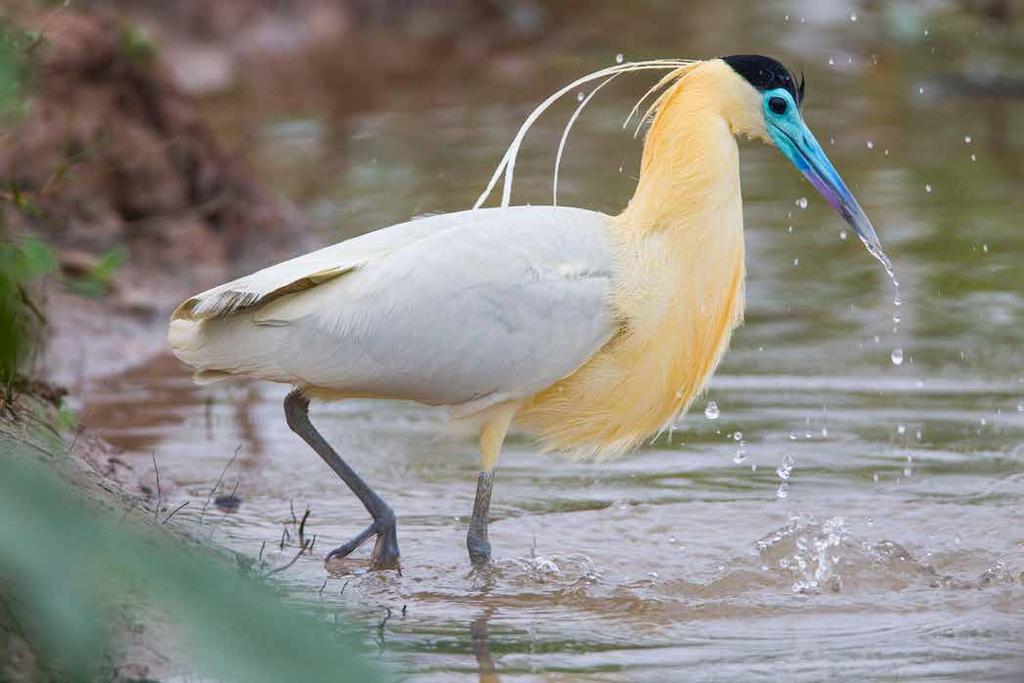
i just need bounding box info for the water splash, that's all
[776,454,794,481]
[756,516,850,593]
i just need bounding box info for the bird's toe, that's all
[370,522,400,570]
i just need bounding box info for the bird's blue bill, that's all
[762,88,892,273]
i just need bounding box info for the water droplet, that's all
[982,243,989,253]
[924,183,932,193]
[1016,401,1023,413]
[821,427,829,437]
[850,12,858,21]
[704,401,720,420]
[796,197,808,209]
[733,448,747,465]
[918,86,925,95]
[866,139,874,149]
[674,389,683,399]
[776,454,794,481]
[964,135,972,144]
[787,225,794,234]
[733,431,743,441]
[793,258,799,267]
[872,472,880,483]
[891,348,904,366]
[576,91,585,102]
[897,423,907,435]
[894,293,902,306]
[893,310,901,324]
[776,482,790,499]
[915,430,922,440]
[970,153,977,162]
[615,52,624,64]
[828,57,835,66]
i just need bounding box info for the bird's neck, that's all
[617,68,743,236]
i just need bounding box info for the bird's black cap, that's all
[722,55,804,105]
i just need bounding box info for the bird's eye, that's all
[769,96,788,115]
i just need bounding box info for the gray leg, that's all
[283,389,399,569]
[467,471,494,565]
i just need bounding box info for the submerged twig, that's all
[163,501,190,525]
[297,507,311,545]
[200,444,241,524]
[266,539,311,576]
[151,451,162,521]
[376,607,392,647]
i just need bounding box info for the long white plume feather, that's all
[473,59,696,210]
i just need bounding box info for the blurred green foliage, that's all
[117,24,157,64]
[0,451,382,682]
[0,22,28,120]
[65,246,125,297]
[0,235,55,386]
[0,18,123,387]
[0,20,47,388]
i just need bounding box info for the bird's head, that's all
[718,54,884,263]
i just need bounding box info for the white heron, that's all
[168,55,887,569]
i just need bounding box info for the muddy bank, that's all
[1,8,305,286]
[0,7,311,384]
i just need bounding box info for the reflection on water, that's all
[81,2,1023,680]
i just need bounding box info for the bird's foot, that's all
[369,519,400,570]
[326,516,400,570]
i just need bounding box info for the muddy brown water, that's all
[79,4,1023,680]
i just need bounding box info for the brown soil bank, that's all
[1,8,304,303]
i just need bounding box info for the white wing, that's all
[174,210,511,320]
[169,206,618,415]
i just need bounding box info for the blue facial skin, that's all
[761,87,888,267]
